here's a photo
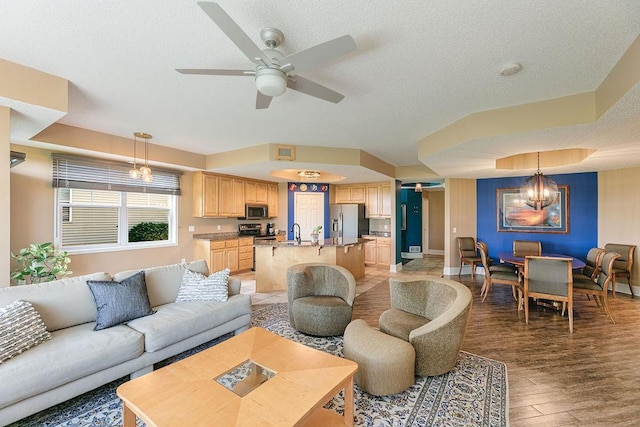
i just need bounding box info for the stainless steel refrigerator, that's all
[330,204,368,238]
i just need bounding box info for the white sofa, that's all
[0,260,251,426]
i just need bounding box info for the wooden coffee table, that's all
[117,327,358,426]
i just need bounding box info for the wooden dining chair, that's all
[477,241,521,306]
[457,237,481,279]
[524,256,574,333]
[573,251,620,324]
[513,240,542,257]
[604,243,636,298]
[580,247,606,281]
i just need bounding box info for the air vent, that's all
[10,151,26,168]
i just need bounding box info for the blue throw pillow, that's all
[87,271,155,330]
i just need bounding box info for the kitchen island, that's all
[254,238,369,292]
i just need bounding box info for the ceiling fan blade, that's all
[175,68,250,76]
[256,91,272,109]
[287,76,345,103]
[197,2,271,65]
[279,35,356,76]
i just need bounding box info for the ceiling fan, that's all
[176,2,357,109]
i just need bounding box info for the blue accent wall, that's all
[400,189,423,252]
[286,182,331,239]
[477,172,597,261]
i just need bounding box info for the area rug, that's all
[12,304,508,427]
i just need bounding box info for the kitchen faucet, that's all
[291,223,301,244]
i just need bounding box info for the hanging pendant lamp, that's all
[129,132,153,182]
[519,152,558,210]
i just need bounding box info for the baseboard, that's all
[427,249,444,256]
[401,252,423,259]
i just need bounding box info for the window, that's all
[53,154,181,253]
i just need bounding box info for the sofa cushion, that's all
[176,268,230,302]
[0,300,51,363]
[87,271,156,330]
[113,260,209,308]
[0,322,144,409]
[126,294,251,352]
[0,272,111,332]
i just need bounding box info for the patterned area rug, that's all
[12,304,508,427]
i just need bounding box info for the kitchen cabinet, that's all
[267,183,278,218]
[193,172,279,218]
[363,235,391,266]
[238,237,253,271]
[245,181,268,204]
[365,183,392,218]
[193,172,219,217]
[219,176,245,217]
[334,184,366,204]
[194,238,247,274]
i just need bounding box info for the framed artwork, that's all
[497,186,569,233]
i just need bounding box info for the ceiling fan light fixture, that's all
[255,68,287,97]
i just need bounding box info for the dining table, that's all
[497,251,586,270]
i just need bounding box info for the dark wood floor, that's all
[352,265,640,426]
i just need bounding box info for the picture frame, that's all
[497,186,569,233]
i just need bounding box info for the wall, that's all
[598,167,640,292]
[476,172,597,260]
[400,189,423,252]
[9,144,212,281]
[444,178,476,274]
[1,107,9,283]
[426,190,445,251]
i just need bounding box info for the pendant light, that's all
[129,132,153,182]
[414,183,423,192]
[519,152,558,210]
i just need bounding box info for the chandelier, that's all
[414,183,423,192]
[519,152,557,210]
[297,170,321,180]
[128,132,153,183]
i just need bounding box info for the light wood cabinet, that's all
[194,238,249,274]
[365,183,392,218]
[363,236,391,266]
[334,185,366,204]
[267,183,278,218]
[193,172,219,217]
[219,177,245,217]
[238,237,254,271]
[194,172,279,218]
[246,181,268,204]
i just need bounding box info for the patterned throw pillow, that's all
[86,271,155,331]
[176,268,230,302]
[0,300,52,364]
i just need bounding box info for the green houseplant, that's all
[310,225,323,244]
[11,242,72,284]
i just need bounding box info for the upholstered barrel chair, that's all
[286,263,356,336]
[379,276,472,376]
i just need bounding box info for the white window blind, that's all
[52,154,182,195]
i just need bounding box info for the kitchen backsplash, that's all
[369,218,391,233]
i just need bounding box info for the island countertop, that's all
[254,237,371,247]
[254,238,368,292]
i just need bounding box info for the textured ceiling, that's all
[1,0,639,182]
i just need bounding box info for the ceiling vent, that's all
[10,151,26,168]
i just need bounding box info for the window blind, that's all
[52,154,182,195]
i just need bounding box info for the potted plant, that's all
[10,242,72,285]
[310,225,323,244]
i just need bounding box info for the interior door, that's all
[294,193,325,241]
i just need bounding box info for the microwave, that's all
[245,203,268,219]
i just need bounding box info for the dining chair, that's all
[457,237,481,279]
[524,256,574,333]
[604,243,636,298]
[513,240,542,257]
[580,247,606,281]
[477,241,521,306]
[573,251,620,324]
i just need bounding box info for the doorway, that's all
[294,193,325,241]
